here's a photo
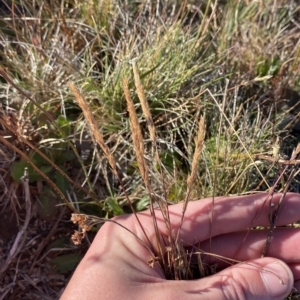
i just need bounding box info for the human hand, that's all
[61,193,300,300]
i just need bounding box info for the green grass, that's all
[1,0,300,298]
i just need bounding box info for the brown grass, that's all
[68,82,117,176]
[1,1,300,298]
[69,81,154,254]
[122,78,150,191]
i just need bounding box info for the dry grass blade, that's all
[69,81,153,253]
[0,134,76,212]
[131,62,171,228]
[123,78,164,262]
[68,82,117,175]
[210,78,229,252]
[132,62,156,143]
[2,0,300,298]
[206,88,268,187]
[235,143,300,260]
[181,246,286,285]
[126,69,181,277]
[176,117,205,244]
[0,169,31,274]
[184,117,206,212]
[0,116,97,206]
[0,69,97,200]
[28,208,65,275]
[261,143,300,257]
[122,78,150,189]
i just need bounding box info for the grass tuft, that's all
[1,1,300,298]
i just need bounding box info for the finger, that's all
[144,193,300,245]
[163,257,293,300]
[291,264,300,292]
[289,264,300,289]
[200,227,300,265]
[195,228,300,283]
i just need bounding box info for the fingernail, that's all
[261,262,291,297]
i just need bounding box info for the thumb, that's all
[170,257,293,300]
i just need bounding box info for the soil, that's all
[0,199,90,300]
